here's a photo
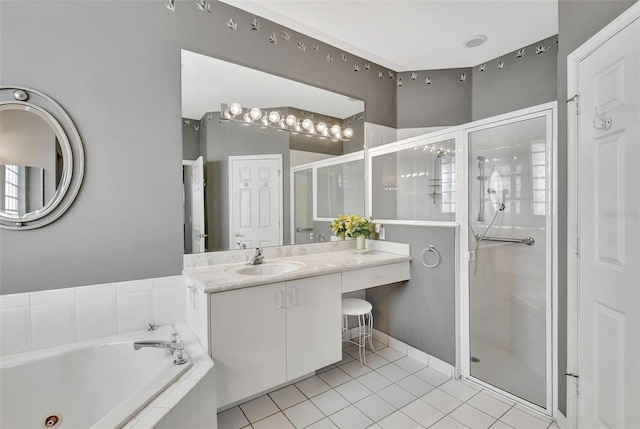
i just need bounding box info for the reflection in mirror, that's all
[0,104,65,220]
[181,50,365,253]
[371,139,456,222]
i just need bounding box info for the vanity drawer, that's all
[341,261,410,293]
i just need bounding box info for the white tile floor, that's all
[218,342,559,429]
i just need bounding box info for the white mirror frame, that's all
[0,86,85,230]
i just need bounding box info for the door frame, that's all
[566,3,640,429]
[228,154,283,249]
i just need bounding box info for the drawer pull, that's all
[369,275,383,279]
[291,288,297,305]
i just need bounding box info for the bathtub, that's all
[0,325,192,429]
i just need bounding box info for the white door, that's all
[191,156,206,252]
[572,10,639,429]
[229,155,282,249]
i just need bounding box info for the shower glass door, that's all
[467,113,551,410]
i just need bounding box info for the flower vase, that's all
[356,235,366,250]
[338,232,346,241]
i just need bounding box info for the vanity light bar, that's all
[220,103,353,142]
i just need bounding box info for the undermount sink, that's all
[228,261,305,276]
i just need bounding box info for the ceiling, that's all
[220,0,558,71]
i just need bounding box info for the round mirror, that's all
[0,87,84,230]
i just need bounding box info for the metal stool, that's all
[341,298,375,366]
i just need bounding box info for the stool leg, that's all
[367,311,376,352]
[358,313,367,367]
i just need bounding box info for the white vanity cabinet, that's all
[210,273,342,408]
[286,273,342,380]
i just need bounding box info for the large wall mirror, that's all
[0,87,84,230]
[181,50,365,253]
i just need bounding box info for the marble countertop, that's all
[184,249,411,294]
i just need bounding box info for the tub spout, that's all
[133,340,184,352]
[133,340,188,365]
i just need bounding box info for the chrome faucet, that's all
[133,339,188,365]
[249,247,264,265]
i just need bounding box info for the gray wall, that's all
[396,36,558,129]
[203,112,291,251]
[367,225,457,364]
[0,0,396,294]
[397,68,473,128]
[471,35,558,121]
[555,0,637,415]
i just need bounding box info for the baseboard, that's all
[373,329,455,378]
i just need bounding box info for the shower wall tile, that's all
[0,276,186,356]
[31,300,76,349]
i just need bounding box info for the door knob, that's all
[199,233,208,238]
[234,232,243,237]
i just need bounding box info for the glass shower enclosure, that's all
[464,108,554,412]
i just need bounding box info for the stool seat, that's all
[341,298,375,366]
[342,298,373,316]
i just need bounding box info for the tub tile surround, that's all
[183,240,411,294]
[0,275,186,356]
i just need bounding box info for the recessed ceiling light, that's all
[464,35,487,48]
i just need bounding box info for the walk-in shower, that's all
[463,107,555,413]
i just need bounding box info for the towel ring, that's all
[420,245,440,268]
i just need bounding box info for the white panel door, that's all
[229,155,282,249]
[285,274,342,380]
[191,156,206,252]
[576,16,639,429]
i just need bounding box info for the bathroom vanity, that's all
[184,241,410,408]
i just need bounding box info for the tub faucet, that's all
[133,340,188,365]
[249,247,264,265]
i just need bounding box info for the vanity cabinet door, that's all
[285,274,342,380]
[210,282,287,408]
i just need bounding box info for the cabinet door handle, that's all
[291,288,297,305]
[277,290,283,308]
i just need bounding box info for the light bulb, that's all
[301,118,313,130]
[249,107,262,121]
[268,111,280,123]
[317,122,327,133]
[261,115,269,125]
[330,125,341,136]
[343,127,354,138]
[285,115,297,127]
[229,102,242,116]
[321,128,329,137]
